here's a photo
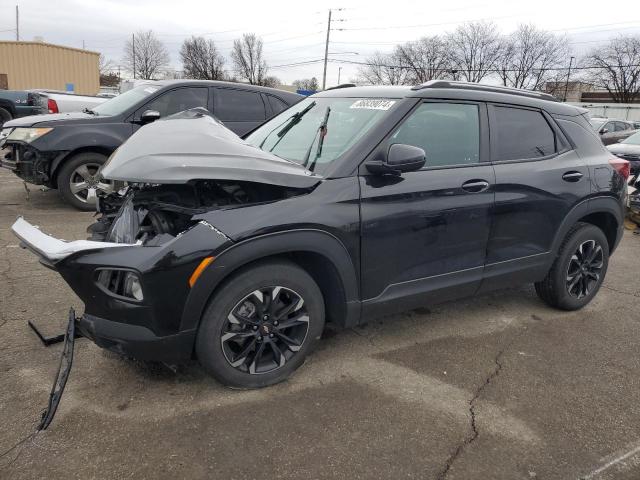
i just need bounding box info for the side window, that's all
[214,88,265,122]
[492,106,556,161]
[267,95,289,116]
[390,102,480,167]
[142,87,208,117]
[603,122,615,133]
[615,121,629,131]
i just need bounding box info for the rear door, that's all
[212,87,267,136]
[481,104,590,291]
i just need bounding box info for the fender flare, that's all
[50,146,114,181]
[179,229,360,331]
[549,196,624,260]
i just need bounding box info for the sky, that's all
[1,0,640,87]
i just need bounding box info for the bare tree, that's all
[180,36,225,80]
[231,33,268,85]
[123,30,170,80]
[356,52,408,85]
[447,21,502,83]
[262,76,281,88]
[394,36,453,84]
[496,24,568,90]
[586,35,640,103]
[98,54,115,75]
[292,77,319,90]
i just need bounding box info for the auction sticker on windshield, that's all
[350,99,396,110]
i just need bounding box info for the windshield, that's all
[92,84,160,116]
[622,131,640,145]
[589,119,607,130]
[245,97,397,174]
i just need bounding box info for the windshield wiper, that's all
[302,106,331,172]
[258,101,316,150]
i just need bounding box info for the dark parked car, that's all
[13,81,627,389]
[607,130,640,175]
[590,117,637,145]
[0,80,302,210]
[0,90,43,126]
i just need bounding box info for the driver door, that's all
[359,101,495,317]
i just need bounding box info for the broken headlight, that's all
[96,269,144,301]
[7,127,53,143]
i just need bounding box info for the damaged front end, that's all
[13,108,320,360]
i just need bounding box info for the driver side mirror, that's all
[600,128,609,134]
[366,143,426,175]
[140,110,161,124]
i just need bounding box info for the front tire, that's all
[196,260,325,388]
[535,222,609,310]
[57,152,115,211]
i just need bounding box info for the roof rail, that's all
[411,80,560,103]
[325,83,356,91]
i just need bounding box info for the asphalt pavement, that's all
[1,167,640,480]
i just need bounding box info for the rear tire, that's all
[0,107,12,127]
[57,152,112,211]
[196,260,325,388]
[535,222,609,310]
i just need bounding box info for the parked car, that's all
[632,121,640,130]
[30,90,109,114]
[0,80,302,210]
[607,130,640,175]
[12,81,627,389]
[0,90,43,127]
[590,117,637,145]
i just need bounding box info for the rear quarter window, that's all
[214,88,265,122]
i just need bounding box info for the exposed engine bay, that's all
[88,180,306,245]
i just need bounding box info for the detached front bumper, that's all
[77,313,196,363]
[11,216,136,263]
[13,216,230,364]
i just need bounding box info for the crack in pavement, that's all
[436,348,506,480]
[601,284,640,299]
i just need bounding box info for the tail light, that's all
[47,98,59,114]
[609,157,630,180]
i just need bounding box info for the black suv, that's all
[0,80,302,210]
[13,81,627,389]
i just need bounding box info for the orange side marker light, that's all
[189,256,215,288]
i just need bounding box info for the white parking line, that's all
[581,443,640,479]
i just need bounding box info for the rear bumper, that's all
[77,313,196,363]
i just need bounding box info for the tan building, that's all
[0,41,99,95]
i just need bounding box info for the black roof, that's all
[137,79,303,101]
[313,81,584,116]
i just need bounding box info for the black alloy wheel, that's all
[535,222,609,311]
[565,240,604,299]
[221,286,310,375]
[196,260,325,388]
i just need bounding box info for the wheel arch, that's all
[51,146,114,184]
[180,229,361,333]
[550,197,623,260]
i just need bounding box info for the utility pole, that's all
[132,33,136,80]
[15,5,19,41]
[563,56,575,103]
[337,66,342,85]
[322,9,332,91]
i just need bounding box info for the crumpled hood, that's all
[100,109,322,189]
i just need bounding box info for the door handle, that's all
[461,179,490,193]
[562,171,583,182]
